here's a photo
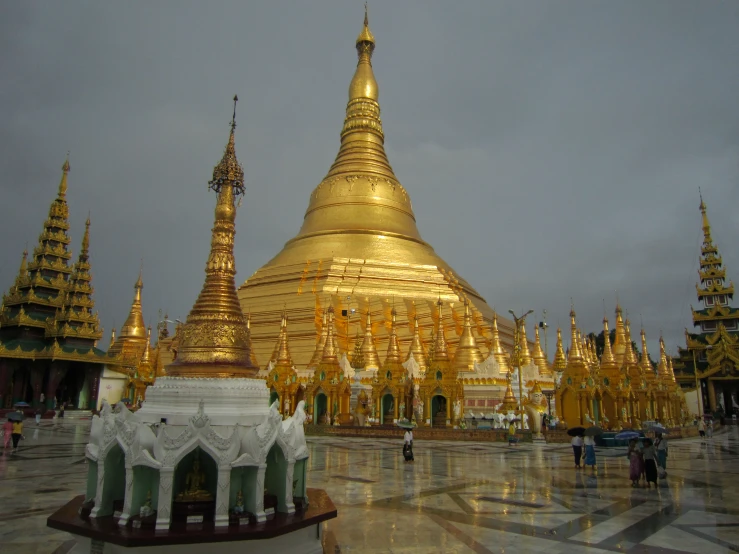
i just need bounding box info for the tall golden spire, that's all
[552,328,567,372]
[532,325,551,376]
[81,215,90,256]
[308,310,328,368]
[657,335,670,380]
[290,8,423,246]
[58,154,70,198]
[640,327,652,374]
[453,299,483,371]
[118,272,146,341]
[273,312,293,367]
[667,356,677,383]
[623,320,636,365]
[601,318,616,365]
[404,316,427,373]
[519,321,532,366]
[699,192,712,243]
[568,308,583,362]
[360,309,381,369]
[384,307,402,364]
[16,249,28,283]
[141,327,152,364]
[612,304,628,364]
[489,312,510,372]
[168,97,256,377]
[321,306,338,361]
[433,299,449,361]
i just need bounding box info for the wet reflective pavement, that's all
[1,422,738,553]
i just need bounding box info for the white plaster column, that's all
[89,462,107,518]
[254,464,267,523]
[215,466,231,527]
[156,468,174,531]
[118,465,134,524]
[283,460,296,514]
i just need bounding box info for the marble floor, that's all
[2,422,739,554]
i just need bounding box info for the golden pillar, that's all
[707,380,717,412]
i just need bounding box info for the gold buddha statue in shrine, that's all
[176,457,213,502]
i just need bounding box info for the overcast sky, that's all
[1,1,738,359]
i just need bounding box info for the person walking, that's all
[2,418,12,450]
[627,439,643,487]
[698,418,706,440]
[571,434,584,468]
[583,435,597,470]
[707,419,714,438]
[655,433,668,476]
[403,428,414,462]
[642,438,658,488]
[11,419,23,452]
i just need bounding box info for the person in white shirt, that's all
[571,435,584,468]
[403,429,414,462]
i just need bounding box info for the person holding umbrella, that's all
[571,434,583,468]
[655,433,668,476]
[641,438,658,488]
[627,439,643,487]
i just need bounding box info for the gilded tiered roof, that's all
[0,158,107,364]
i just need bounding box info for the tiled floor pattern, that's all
[1,421,738,553]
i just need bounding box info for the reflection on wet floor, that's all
[1,421,738,553]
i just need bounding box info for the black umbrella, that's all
[585,426,603,436]
[7,412,23,422]
[567,426,586,436]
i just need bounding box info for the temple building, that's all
[0,159,109,410]
[238,12,518,373]
[674,196,739,416]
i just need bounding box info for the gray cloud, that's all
[1,1,738,359]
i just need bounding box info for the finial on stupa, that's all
[453,298,483,371]
[552,328,567,372]
[360,308,381,369]
[356,3,375,53]
[58,153,70,198]
[433,299,448,361]
[81,215,91,257]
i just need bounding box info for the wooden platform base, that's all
[47,489,336,553]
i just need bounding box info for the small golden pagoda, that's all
[551,328,567,374]
[304,306,351,424]
[555,307,596,428]
[358,309,381,371]
[418,300,464,426]
[166,97,257,378]
[0,158,108,410]
[453,299,484,372]
[489,312,511,373]
[265,313,300,417]
[238,10,516,370]
[532,326,551,378]
[404,316,428,375]
[371,308,412,423]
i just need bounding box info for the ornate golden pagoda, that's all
[551,328,567,373]
[674,194,739,415]
[305,306,351,424]
[238,10,513,370]
[453,299,484,372]
[166,98,257,378]
[405,316,428,374]
[489,312,510,372]
[372,308,412,422]
[499,374,519,413]
[265,313,300,417]
[418,299,464,426]
[359,309,381,370]
[107,272,147,362]
[0,157,108,410]
[532,325,551,377]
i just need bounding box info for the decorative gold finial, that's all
[356,3,375,52]
[58,154,70,198]
[81,215,91,256]
[209,95,245,196]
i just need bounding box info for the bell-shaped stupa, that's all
[239,10,510,369]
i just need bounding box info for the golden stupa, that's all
[167,97,257,378]
[238,10,513,369]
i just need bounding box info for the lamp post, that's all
[509,309,534,412]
